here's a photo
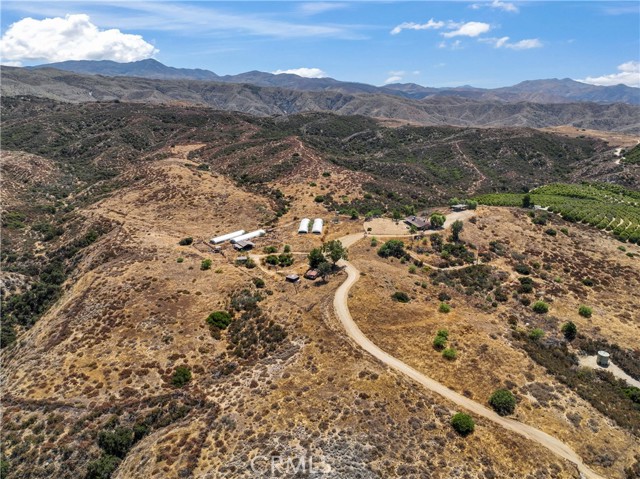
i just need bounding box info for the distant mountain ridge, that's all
[30,59,640,105]
[4,66,640,134]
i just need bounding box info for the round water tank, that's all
[596,350,610,367]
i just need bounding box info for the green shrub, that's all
[86,454,121,479]
[451,413,475,436]
[561,321,577,341]
[200,259,212,270]
[370,237,378,247]
[176,257,184,263]
[489,389,516,416]
[578,305,592,318]
[582,278,594,287]
[179,237,193,246]
[283,244,291,253]
[391,291,410,303]
[322,171,331,177]
[442,348,457,360]
[263,246,278,254]
[408,265,417,274]
[560,228,569,235]
[529,328,545,341]
[314,195,325,203]
[206,311,232,329]
[532,301,549,314]
[171,366,192,388]
[545,228,557,236]
[514,263,531,275]
[252,278,265,288]
[433,335,447,350]
[436,329,449,339]
[244,258,256,269]
[438,302,451,313]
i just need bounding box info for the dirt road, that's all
[333,232,605,479]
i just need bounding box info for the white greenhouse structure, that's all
[231,229,266,243]
[298,218,311,234]
[210,230,245,245]
[312,218,324,234]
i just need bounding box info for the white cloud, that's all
[580,61,640,88]
[471,0,519,13]
[483,36,542,49]
[390,19,445,35]
[0,14,157,63]
[384,75,403,84]
[272,67,328,78]
[438,40,463,50]
[442,21,491,38]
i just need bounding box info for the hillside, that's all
[31,59,640,105]
[3,67,640,133]
[1,98,639,479]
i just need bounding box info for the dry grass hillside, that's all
[348,207,640,478]
[2,145,616,479]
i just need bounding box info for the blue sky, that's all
[1,1,639,88]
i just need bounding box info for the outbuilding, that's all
[231,229,266,244]
[298,218,311,234]
[304,269,320,280]
[233,240,255,251]
[312,218,324,234]
[451,204,468,212]
[211,230,245,244]
[404,216,429,230]
[597,351,610,367]
[285,274,300,283]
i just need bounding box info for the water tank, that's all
[298,218,310,234]
[597,351,610,367]
[312,218,323,234]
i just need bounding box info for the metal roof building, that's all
[312,218,324,234]
[231,229,266,244]
[211,230,245,244]
[298,218,310,234]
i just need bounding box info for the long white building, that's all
[231,229,266,243]
[312,218,323,234]
[298,218,310,234]
[210,230,245,244]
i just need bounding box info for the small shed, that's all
[236,256,248,263]
[597,351,610,367]
[285,274,300,283]
[451,204,468,212]
[298,218,311,234]
[304,269,320,280]
[233,240,254,251]
[312,218,324,234]
[404,216,428,230]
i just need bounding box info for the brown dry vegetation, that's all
[2,145,612,479]
[348,206,640,478]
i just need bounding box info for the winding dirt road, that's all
[333,232,605,479]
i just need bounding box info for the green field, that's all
[475,183,640,243]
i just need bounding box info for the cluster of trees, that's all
[308,240,348,281]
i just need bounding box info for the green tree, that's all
[451,220,464,242]
[465,199,478,210]
[200,259,212,270]
[97,428,134,458]
[308,248,326,269]
[451,413,475,436]
[438,302,451,313]
[442,348,457,360]
[172,366,192,388]
[317,261,333,282]
[430,213,446,229]
[377,240,406,258]
[522,194,532,209]
[206,311,232,329]
[529,328,545,341]
[561,321,577,341]
[489,389,516,416]
[392,210,402,222]
[178,237,193,246]
[433,335,447,350]
[391,291,410,303]
[86,454,121,479]
[323,240,348,264]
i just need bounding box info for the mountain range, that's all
[30,59,640,105]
